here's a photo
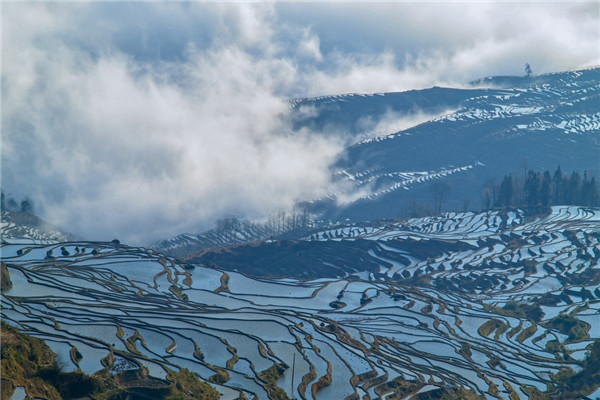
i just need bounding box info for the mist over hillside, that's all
[150,67,599,258]
[306,68,599,224]
[3,2,599,244]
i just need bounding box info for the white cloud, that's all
[2,2,598,244]
[297,29,323,62]
[2,3,343,244]
[354,108,459,143]
[276,2,599,93]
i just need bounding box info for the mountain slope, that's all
[151,219,274,258]
[299,68,599,223]
[2,206,599,399]
[154,68,599,258]
[1,211,76,244]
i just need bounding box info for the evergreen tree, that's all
[525,170,540,207]
[589,177,599,206]
[568,172,582,204]
[490,167,596,209]
[482,187,492,209]
[540,171,551,207]
[582,173,600,206]
[496,175,513,207]
[481,179,496,209]
[553,166,563,204]
[559,174,570,205]
[6,197,18,212]
[20,198,33,214]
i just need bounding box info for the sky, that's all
[2,2,599,244]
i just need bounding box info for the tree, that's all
[462,198,470,212]
[300,203,310,231]
[553,166,563,204]
[20,198,34,214]
[408,197,418,217]
[430,181,450,214]
[481,179,497,210]
[481,188,491,209]
[568,172,582,204]
[524,170,540,207]
[590,177,599,206]
[540,171,551,207]
[5,196,17,212]
[525,63,533,77]
[520,158,528,179]
[496,175,513,207]
[582,173,600,207]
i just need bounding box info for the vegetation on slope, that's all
[1,321,91,400]
[0,322,220,400]
[165,368,220,400]
[1,263,12,292]
[257,363,290,400]
[545,314,590,342]
[373,376,485,400]
[494,301,544,321]
[524,339,600,399]
[489,167,599,209]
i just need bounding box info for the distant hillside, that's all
[1,210,76,243]
[153,68,599,257]
[294,68,599,224]
[152,211,312,258]
[151,218,273,258]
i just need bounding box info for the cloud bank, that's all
[2,2,598,244]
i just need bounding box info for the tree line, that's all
[213,203,312,240]
[1,190,34,214]
[265,203,311,237]
[484,166,599,209]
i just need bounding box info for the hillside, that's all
[153,68,599,259]
[151,218,276,258]
[2,69,599,400]
[297,68,599,223]
[0,322,220,400]
[1,210,75,244]
[2,206,599,399]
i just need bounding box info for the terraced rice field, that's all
[1,206,599,399]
